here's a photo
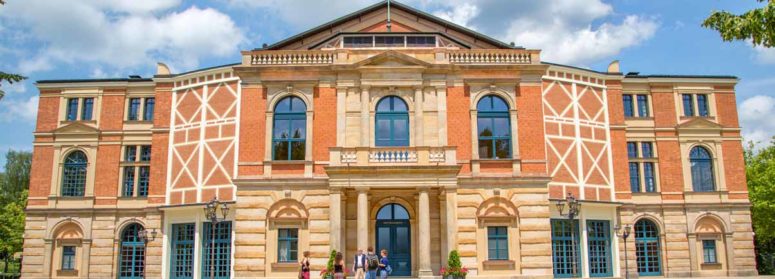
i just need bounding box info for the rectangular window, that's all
[81,98,94,120]
[125,146,137,162]
[202,221,232,279]
[171,223,195,279]
[62,246,76,270]
[636,95,649,117]
[487,226,509,260]
[622,95,634,117]
[278,228,299,263]
[140,146,152,162]
[375,36,405,47]
[343,36,373,48]
[66,98,79,121]
[682,94,695,116]
[406,36,436,47]
[697,94,709,117]
[551,219,580,278]
[644,162,656,192]
[138,166,150,197]
[144,98,155,121]
[641,142,653,158]
[122,167,136,197]
[627,142,638,158]
[629,162,641,193]
[587,220,612,277]
[702,240,717,264]
[128,98,141,121]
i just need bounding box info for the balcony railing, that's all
[448,49,535,64]
[330,146,456,166]
[245,50,336,65]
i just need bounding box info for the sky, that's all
[0,0,773,168]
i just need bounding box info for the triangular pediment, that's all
[676,117,723,130]
[53,122,99,135]
[264,0,514,50]
[353,51,432,68]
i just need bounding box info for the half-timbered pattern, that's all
[22,1,755,278]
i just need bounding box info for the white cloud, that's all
[1,0,245,73]
[753,45,775,64]
[432,3,479,29]
[226,0,376,30]
[0,96,38,123]
[739,95,775,147]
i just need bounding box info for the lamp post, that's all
[203,197,230,279]
[555,193,581,277]
[137,227,157,279]
[615,224,632,279]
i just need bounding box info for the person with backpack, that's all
[378,249,390,279]
[365,247,379,279]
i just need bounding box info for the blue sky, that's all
[0,0,773,168]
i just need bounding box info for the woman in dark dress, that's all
[334,252,346,279]
[299,251,311,279]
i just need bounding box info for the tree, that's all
[702,0,775,47]
[0,150,31,274]
[0,72,27,101]
[745,138,775,274]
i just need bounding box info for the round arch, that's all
[470,87,516,111]
[115,219,147,240]
[267,198,310,220]
[476,196,518,220]
[693,213,727,234]
[370,196,415,220]
[267,90,313,112]
[49,220,85,240]
[372,94,414,113]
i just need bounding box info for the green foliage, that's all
[447,250,461,269]
[323,249,337,277]
[0,150,31,270]
[746,138,775,274]
[0,72,25,84]
[702,0,775,47]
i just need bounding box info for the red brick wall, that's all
[99,89,126,130]
[516,84,547,175]
[446,86,471,174]
[657,140,685,200]
[651,88,677,127]
[94,144,120,205]
[715,92,740,127]
[28,146,53,201]
[237,85,266,176]
[149,82,173,204]
[313,86,337,173]
[606,81,631,200]
[722,140,748,198]
[35,92,60,132]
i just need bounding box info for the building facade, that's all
[21,1,756,278]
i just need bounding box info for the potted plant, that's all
[320,250,337,279]
[441,250,468,279]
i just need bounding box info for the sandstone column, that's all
[414,86,424,146]
[445,189,458,257]
[330,190,342,252]
[357,188,369,250]
[418,188,432,277]
[361,86,370,146]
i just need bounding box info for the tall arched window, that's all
[119,223,145,279]
[62,151,87,196]
[375,96,409,146]
[477,95,511,159]
[273,96,307,161]
[634,219,662,276]
[690,146,715,192]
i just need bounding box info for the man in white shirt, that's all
[353,249,367,279]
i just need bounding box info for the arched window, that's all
[62,151,87,196]
[273,96,307,161]
[690,146,715,192]
[375,96,409,146]
[634,219,662,276]
[376,203,410,220]
[119,223,145,279]
[477,95,511,159]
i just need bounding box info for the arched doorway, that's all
[375,203,411,276]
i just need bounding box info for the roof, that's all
[37,77,153,84]
[543,61,737,80]
[263,0,517,50]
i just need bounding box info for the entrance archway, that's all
[375,203,411,276]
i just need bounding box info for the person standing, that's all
[366,247,379,279]
[334,252,346,279]
[378,249,390,279]
[353,249,366,279]
[299,251,311,279]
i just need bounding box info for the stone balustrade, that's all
[245,50,336,65]
[331,146,456,166]
[448,49,535,64]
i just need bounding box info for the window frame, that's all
[627,141,659,193]
[61,245,76,271]
[476,95,512,159]
[487,226,509,260]
[277,228,299,263]
[272,96,307,161]
[121,145,151,198]
[702,239,718,264]
[689,146,716,192]
[586,220,612,277]
[143,97,155,121]
[375,96,410,147]
[61,151,88,197]
[634,219,662,276]
[201,221,232,279]
[551,219,581,278]
[170,223,195,279]
[119,223,146,279]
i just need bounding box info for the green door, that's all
[375,204,411,276]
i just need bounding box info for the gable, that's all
[266,1,514,50]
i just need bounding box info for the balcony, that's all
[329,146,456,166]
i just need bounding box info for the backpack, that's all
[367,255,379,270]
